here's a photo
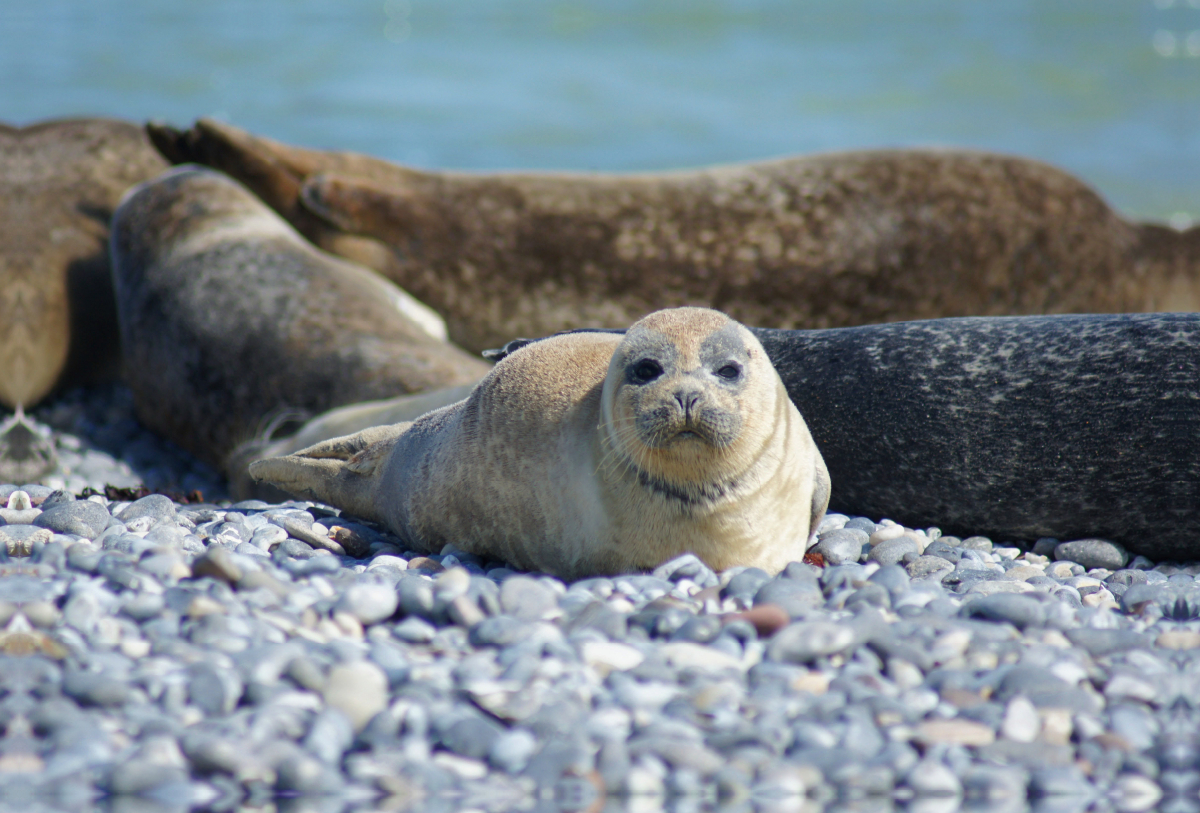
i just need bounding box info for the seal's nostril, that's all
[675,390,701,418]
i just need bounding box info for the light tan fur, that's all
[250,307,829,579]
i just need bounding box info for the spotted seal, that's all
[249,307,830,579]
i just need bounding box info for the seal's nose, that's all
[675,389,702,420]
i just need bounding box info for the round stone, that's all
[868,537,920,567]
[499,575,559,621]
[117,494,177,525]
[336,581,400,625]
[324,661,388,731]
[814,529,867,566]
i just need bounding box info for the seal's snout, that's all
[675,389,702,420]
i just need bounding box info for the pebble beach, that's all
[0,384,1194,813]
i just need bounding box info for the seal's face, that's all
[601,307,780,507]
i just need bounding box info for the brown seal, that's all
[0,118,168,408]
[249,307,829,579]
[149,118,1197,356]
[109,166,490,480]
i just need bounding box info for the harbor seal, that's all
[110,166,490,479]
[249,307,830,579]
[0,118,168,408]
[149,118,1197,355]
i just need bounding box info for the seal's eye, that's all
[715,363,741,380]
[631,359,663,383]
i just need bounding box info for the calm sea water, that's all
[3,0,1198,221]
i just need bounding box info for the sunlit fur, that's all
[251,306,830,580]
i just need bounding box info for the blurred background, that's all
[3,0,1197,224]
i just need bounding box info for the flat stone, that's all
[906,555,954,580]
[1053,539,1128,570]
[273,515,345,555]
[34,500,110,538]
[914,719,996,746]
[965,580,1035,596]
[964,593,1046,628]
[768,620,856,663]
[724,604,790,637]
[581,641,644,673]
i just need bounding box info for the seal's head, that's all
[599,307,782,508]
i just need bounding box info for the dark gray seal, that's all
[109,166,490,480]
[487,313,1200,562]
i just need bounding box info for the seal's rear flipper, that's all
[248,423,409,522]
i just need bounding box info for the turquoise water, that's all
[3,0,1198,221]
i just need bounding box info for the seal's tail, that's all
[248,423,410,522]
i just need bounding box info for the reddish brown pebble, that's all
[330,526,371,558]
[725,603,790,638]
[803,552,825,567]
[407,557,445,573]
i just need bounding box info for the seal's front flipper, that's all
[248,423,409,521]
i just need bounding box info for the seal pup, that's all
[149,118,1197,355]
[0,118,168,408]
[249,308,830,579]
[110,166,490,479]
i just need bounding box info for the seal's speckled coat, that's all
[754,314,1200,562]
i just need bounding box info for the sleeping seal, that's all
[109,166,490,479]
[0,118,168,408]
[249,307,830,579]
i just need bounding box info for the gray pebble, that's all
[1054,538,1129,570]
[117,493,177,524]
[499,575,559,621]
[906,555,955,580]
[768,620,856,663]
[336,581,400,625]
[843,517,877,533]
[868,537,920,566]
[963,594,1046,629]
[815,528,868,565]
[34,500,111,538]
